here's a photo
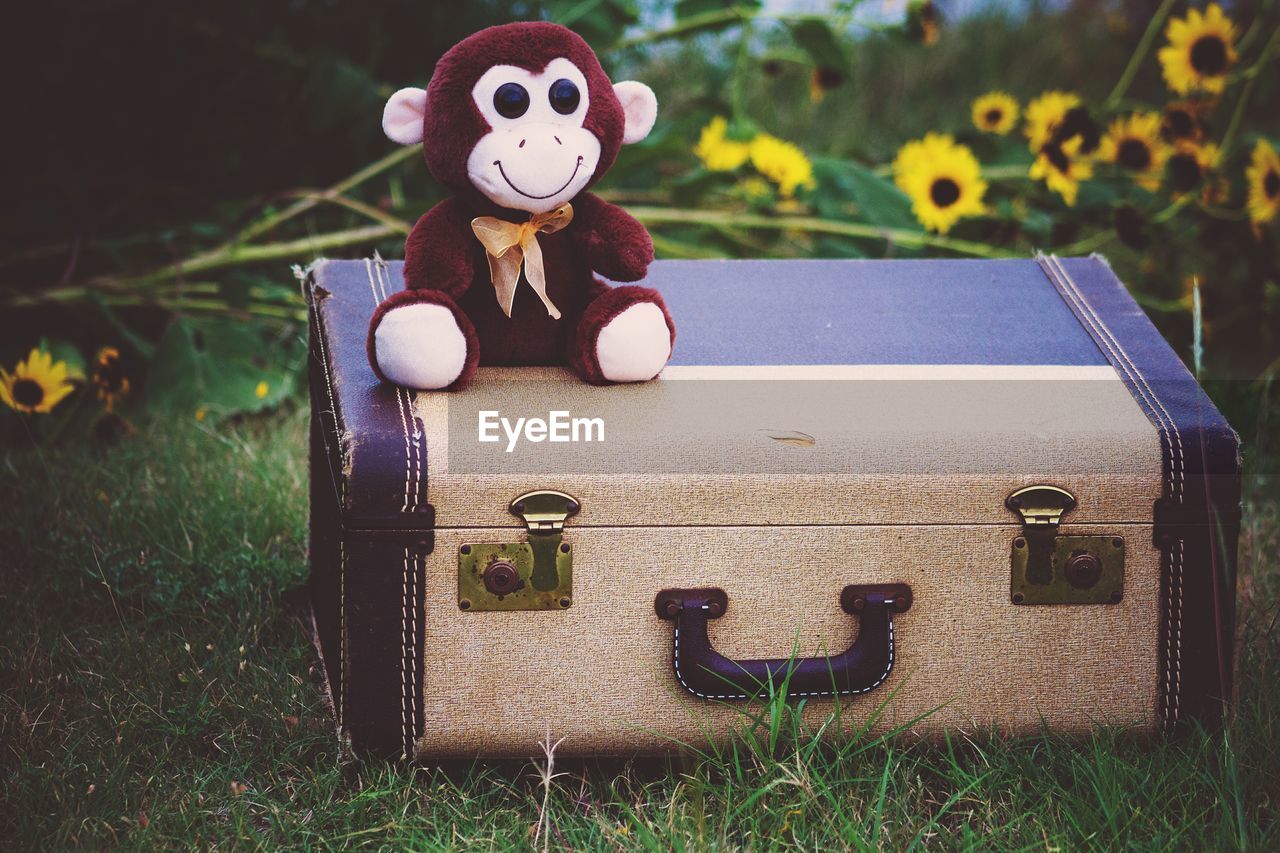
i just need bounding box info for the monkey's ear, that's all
[383,87,428,145]
[613,81,657,144]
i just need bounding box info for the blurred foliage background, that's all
[1,0,1278,451]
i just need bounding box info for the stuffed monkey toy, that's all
[369,22,675,390]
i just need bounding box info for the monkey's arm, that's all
[403,198,478,299]
[571,193,655,282]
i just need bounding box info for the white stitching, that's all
[338,539,346,731]
[401,546,412,757]
[308,284,348,732]
[308,300,344,504]
[365,259,417,513]
[409,546,420,758]
[374,257,423,514]
[1047,256,1185,499]
[1040,256,1180,725]
[671,616,895,700]
[1039,255,1185,729]
[1046,255,1185,726]
[370,258,422,756]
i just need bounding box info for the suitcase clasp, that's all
[457,490,579,612]
[1007,485,1125,606]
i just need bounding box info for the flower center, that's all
[930,177,961,207]
[1165,109,1194,139]
[1265,170,1280,199]
[1117,138,1151,170]
[1168,153,1201,192]
[12,378,44,408]
[1190,36,1227,75]
[95,358,127,392]
[984,108,1003,126]
[1043,143,1070,174]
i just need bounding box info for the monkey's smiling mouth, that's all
[494,156,584,200]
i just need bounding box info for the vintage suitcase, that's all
[306,255,1240,759]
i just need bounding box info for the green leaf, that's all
[675,0,761,20]
[810,157,919,231]
[785,19,850,75]
[548,0,640,49]
[36,337,87,380]
[145,316,294,419]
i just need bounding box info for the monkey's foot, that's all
[570,285,675,384]
[367,289,479,390]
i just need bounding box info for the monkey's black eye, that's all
[493,83,530,119]
[548,78,580,115]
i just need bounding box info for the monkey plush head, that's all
[382,22,657,215]
[367,22,675,392]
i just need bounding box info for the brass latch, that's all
[1006,485,1125,605]
[457,490,579,612]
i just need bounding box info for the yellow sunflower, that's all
[1158,3,1238,95]
[1246,139,1280,225]
[0,348,78,414]
[892,133,987,233]
[748,133,816,198]
[694,116,751,172]
[90,346,130,411]
[1030,135,1094,207]
[1098,113,1171,191]
[1160,99,1212,144]
[1166,140,1220,196]
[972,92,1019,135]
[1024,90,1082,151]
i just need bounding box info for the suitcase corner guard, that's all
[654,584,912,701]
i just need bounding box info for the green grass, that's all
[2,410,1278,849]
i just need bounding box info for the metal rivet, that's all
[1014,537,1027,549]
[706,601,723,617]
[460,544,471,555]
[560,543,570,553]
[1109,591,1123,604]
[566,501,579,513]
[1064,552,1103,590]
[663,600,680,617]
[1008,496,1022,509]
[513,501,525,514]
[559,597,571,608]
[459,599,471,610]
[1012,592,1025,604]
[1113,538,1124,548]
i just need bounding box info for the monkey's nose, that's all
[554,136,562,146]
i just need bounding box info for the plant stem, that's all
[731,17,754,125]
[628,206,1015,258]
[235,146,418,244]
[1105,0,1178,109]
[1220,27,1280,156]
[614,7,755,50]
[132,224,398,287]
[5,225,397,309]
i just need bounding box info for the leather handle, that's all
[654,584,912,700]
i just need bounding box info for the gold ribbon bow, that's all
[470,204,574,319]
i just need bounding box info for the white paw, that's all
[595,302,671,383]
[374,303,468,390]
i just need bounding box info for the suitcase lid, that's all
[307,256,1238,531]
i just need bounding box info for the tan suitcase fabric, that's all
[306,255,1240,758]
